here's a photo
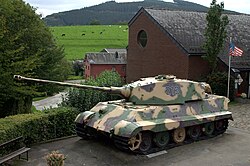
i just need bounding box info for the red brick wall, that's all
[188,56,210,80]
[127,12,189,82]
[84,61,91,78]
[84,62,126,80]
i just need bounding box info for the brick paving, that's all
[229,102,250,132]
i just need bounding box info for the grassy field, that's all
[50,25,128,60]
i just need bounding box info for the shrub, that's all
[206,72,234,100]
[0,107,79,147]
[45,150,66,166]
[62,70,123,112]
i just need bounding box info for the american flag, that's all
[229,42,243,56]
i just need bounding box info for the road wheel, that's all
[153,131,170,148]
[128,132,152,153]
[203,122,215,136]
[128,132,142,151]
[187,125,201,140]
[173,128,186,144]
[139,132,152,152]
[215,120,227,131]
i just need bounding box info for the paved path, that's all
[33,92,66,110]
[33,80,84,110]
[10,102,250,166]
[16,128,250,166]
[229,103,250,131]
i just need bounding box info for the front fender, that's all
[75,111,95,124]
[113,120,142,137]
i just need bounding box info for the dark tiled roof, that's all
[85,52,127,64]
[101,48,127,53]
[144,8,250,69]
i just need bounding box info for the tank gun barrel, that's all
[13,75,131,98]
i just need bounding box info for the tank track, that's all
[76,119,229,155]
[75,123,109,139]
[75,123,96,139]
[113,119,229,155]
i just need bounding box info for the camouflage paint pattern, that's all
[75,94,231,138]
[128,75,206,105]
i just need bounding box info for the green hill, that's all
[44,0,238,26]
[51,25,128,60]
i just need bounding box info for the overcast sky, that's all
[23,0,250,17]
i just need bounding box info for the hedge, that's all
[0,107,79,147]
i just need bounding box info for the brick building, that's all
[84,52,126,80]
[127,8,250,97]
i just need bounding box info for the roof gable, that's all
[85,52,127,65]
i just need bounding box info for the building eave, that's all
[128,7,145,26]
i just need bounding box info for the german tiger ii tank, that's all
[14,75,232,154]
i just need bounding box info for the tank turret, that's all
[127,75,211,105]
[14,75,211,105]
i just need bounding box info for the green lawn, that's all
[50,25,128,60]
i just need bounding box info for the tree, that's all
[89,19,101,25]
[203,0,229,73]
[62,70,122,112]
[0,0,71,117]
[72,60,84,76]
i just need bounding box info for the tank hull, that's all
[75,95,232,153]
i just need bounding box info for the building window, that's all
[137,30,147,48]
[112,66,116,71]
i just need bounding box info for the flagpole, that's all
[227,37,232,98]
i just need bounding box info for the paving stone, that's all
[229,103,250,132]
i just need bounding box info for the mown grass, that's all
[50,25,128,60]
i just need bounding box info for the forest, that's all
[44,0,238,26]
